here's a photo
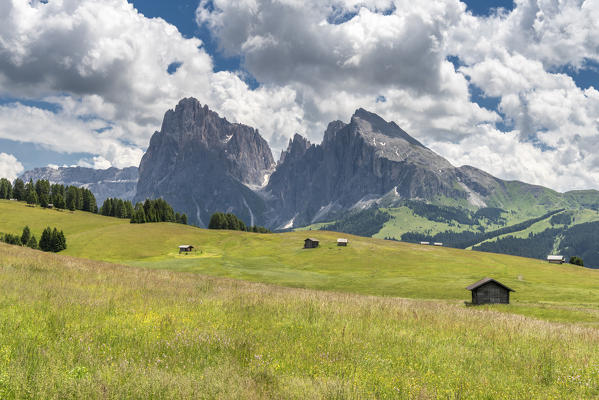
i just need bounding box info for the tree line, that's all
[1,178,97,212]
[208,212,270,233]
[0,225,66,252]
[401,209,565,249]
[1,177,187,225]
[100,198,187,224]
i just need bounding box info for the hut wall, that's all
[473,282,509,304]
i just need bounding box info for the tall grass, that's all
[1,243,599,399]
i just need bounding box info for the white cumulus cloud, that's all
[0,153,24,181]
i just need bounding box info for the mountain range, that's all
[21,97,599,266]
[20,166,138,204]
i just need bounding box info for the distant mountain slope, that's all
[135,98,275,227]
[131,98,599,264]
[20,166,138,204]
[265,108,568,229]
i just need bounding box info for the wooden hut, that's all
[304,238,319,249]
[178,245,194,254]
[420,241,430,245]
[433,242,443,246]
[337,238,348,246]
[466,278,514,305]
[547,255,565,264]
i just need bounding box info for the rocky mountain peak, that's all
[135,98,275,226]
[279,133,311,164]
[350,108,424,148]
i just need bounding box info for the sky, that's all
[0,0,598,193]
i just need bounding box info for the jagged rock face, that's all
[20,166,138,204]
[265,109,470,228]
[135,98,275,227]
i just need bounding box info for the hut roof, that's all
[466,277,514,292]
[337,238,348,243]
[547,255,565,261]
[178,245,193,249]
[305,238,319,242]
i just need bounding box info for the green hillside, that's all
[300,188,599,267]
[3,200,599,323]
[3,244,599,398]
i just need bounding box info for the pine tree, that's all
[39,227,52,251]
[66,186,78,211]
[50,228,60,252]
[21,226,31,246]
[0,178,12,199]
[57,230,67,251]
[12,178,25,201]
[181,213,188,225]
[27,235,38,250]
[26,187,38,205]
[54,193,65,209]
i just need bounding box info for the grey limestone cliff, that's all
[135,98,275,227]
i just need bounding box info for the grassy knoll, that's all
[4,200,599,323]
[2,243,599,399]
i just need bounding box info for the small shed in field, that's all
[420,241,430,245]
[433,242,443,246]
[178,245,194,254]
[304,238,319,249]
[547,255,565,264]
[337,238,348,246]
[466,278,514,305]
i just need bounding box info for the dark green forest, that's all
[321,208,391,237]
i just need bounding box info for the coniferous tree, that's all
[0,178,12,199]
[27,235,38,250]
[54,193,66,209]
[12,178,25,201]
[35,179,50,206]
[66,186,78,211]
[39,227,52,251]
[181,213,188,225]
[131,203,147,223]
[26,186,38,205]
[21,226,31,246]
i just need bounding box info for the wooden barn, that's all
[304,238,319,249]
[466,278,514,305]
[433,242,443,246]
[420,241,430,245]
[178,245,194,254]
[547,255,565,264]
[337,238,348,246]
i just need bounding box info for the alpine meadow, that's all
[3,0,599,399]
[2,200,599,398]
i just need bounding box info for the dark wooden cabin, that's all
[337,238,348,246]
[304,238,319,249]
[178,245,194,254]
[466,278,514,305]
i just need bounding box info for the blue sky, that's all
[0,0,598,191]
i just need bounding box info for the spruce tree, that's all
[39,227,52,251]
[26,187,38,205]
[66,187,78,211]
[12,178,25,201]
[181,213,188,225]
[54,193,65,209]
[0,178,12,199]
[21,226,31,246]
[50,228,60,252]
[27,235,38,250]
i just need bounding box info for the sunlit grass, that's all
[4,200,599,324]
[1,243,599,399]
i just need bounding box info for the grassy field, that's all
[3,200,599,324]
[2,243,599,399]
